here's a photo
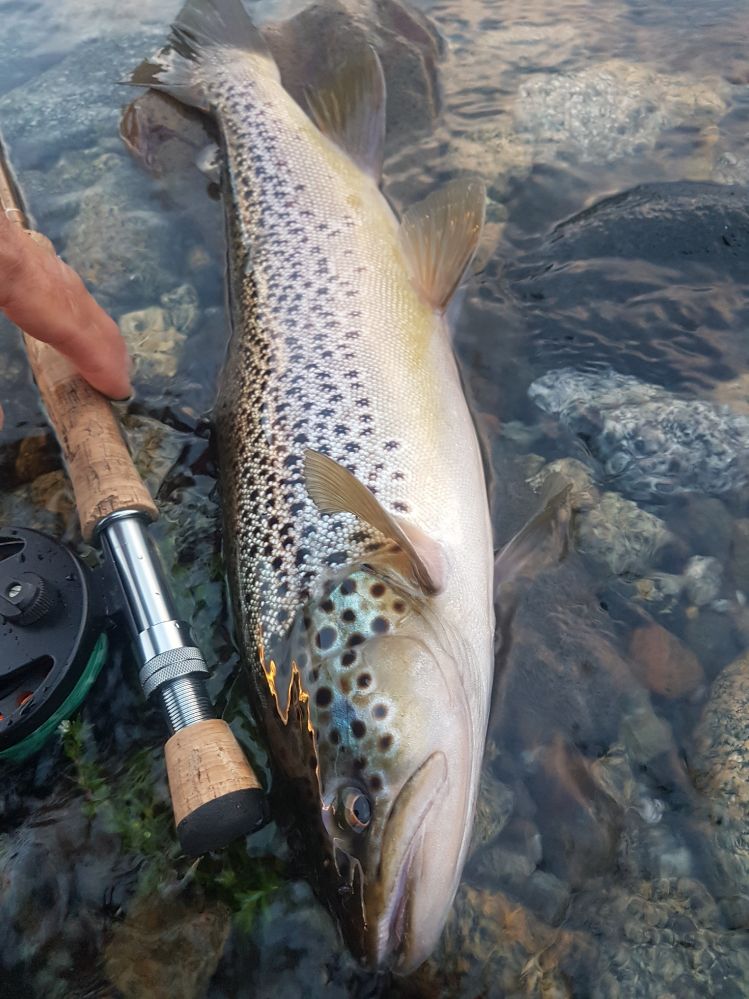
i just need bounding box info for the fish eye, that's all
[340,788,372,832]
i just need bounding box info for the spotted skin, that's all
[146,0,495,972]
[303,568,412,805]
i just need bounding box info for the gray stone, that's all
[577,492,672,576]
[683,556,723,607]
[530,367,749,500]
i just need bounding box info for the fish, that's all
[133,0,494,973]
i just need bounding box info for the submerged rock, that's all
[513,59,726,166]
[575,877,749,998]
[63,153,177,308]
[412,884,589,999]
[104,891,231,999]
[730,519,749,595]
[515,183,749,389]
[529,457,672,577]
[530,367,749,501]
[577,491,673,576]
[118,285,199,383]
[469,769,516,853]
[629,622,704,699]
[122,414,188,497]
[692,650,749,925]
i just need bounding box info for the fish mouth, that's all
[367,751,448,972]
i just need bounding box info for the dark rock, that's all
[730,519,749,594]
[513,183,749,389]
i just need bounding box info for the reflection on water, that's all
[1,0,749,995]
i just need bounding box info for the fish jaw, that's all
[362,748,468,974]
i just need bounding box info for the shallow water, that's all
[1,0,749,996]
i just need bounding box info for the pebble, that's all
[628,622,704,699]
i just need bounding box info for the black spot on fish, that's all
[316,687,332,707]
[322,599,334,613]
[354,756,367,770]
[342,651,356,667]
[330,728,341,745]
[342,609,356,623]
[370,583,386,598]
[393,600,406,614]
[351,719,366,739]
[316,626,337,651]
[373,703,388,720]
[371,617,390,635]
[370,775,383,792]
[378,735,393,752]
[357,673,371,688]
[348,633,365,648]
[340,579,357,595]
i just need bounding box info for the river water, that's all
[1,0,749,996]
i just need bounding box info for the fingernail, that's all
[113,384,135,404]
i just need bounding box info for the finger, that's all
[0,221,133,400]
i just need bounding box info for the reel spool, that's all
[0,526,111,762]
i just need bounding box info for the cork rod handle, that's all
[165,719,267,856]
[22,335,158,540]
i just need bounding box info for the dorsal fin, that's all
[305,46,386,181]
[304,449,444,594]
[400,178,486,311]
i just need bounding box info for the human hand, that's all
[0,212,133,400]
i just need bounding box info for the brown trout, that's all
[136,0,494,972]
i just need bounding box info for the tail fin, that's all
[130,0,279,113]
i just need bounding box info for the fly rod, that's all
[0,135,266,855]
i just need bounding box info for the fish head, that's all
[299,565,476,974]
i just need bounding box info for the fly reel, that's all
[0,526,112,761]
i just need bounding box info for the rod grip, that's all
[23,335,158,540]
[164,718,267,856]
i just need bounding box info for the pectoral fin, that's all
[494,473,573,591]
[400,178,486,311]
[304,449,444,594]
